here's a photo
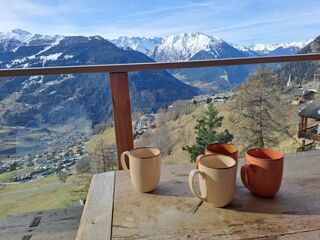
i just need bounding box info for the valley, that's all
[0,29,319,219]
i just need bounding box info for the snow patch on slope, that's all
[40,53,62,61]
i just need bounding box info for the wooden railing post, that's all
[109,72,134,170]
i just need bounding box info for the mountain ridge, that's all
[0,31,199,127]
[110,31,312,59]
[1,29,312,61]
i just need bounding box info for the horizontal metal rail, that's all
[0,53,320,78]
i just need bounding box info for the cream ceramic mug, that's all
[189,154,237,207]
[121,147,161,192]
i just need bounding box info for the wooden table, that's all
[76,151,320,240]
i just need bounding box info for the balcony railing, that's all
[298,125,320,141]
[1,53,320,169]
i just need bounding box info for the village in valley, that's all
[0,139,86,183]
[133,92,232,138]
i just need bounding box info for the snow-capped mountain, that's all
[111,36,162,54]
[0,29,33,42]
[0,29,198,127]
[249,40,313,55]
[0,29,64,51]
[110,32,313,61]
[229,43,260,57]
[1,28,315,100]
[145,32,254,92]
[150,32,232,62]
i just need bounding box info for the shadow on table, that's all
[151,177,320,216]
[226,183,320,215]
[151,179,194,198]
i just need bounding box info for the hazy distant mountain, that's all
[229,43,260,57]
[111,36,162,54]
[249,40,313,56]
[0,29,198,127]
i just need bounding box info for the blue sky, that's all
[0,0,319,45]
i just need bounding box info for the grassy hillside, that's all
[0,166,35,183]
[135,103,207,165]
[87,96,302,166]
[0,175,81,218]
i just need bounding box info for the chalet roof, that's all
[299,99,320,120]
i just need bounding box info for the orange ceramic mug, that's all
[241,148,284,198]
[196,143,238,168]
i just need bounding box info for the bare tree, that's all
[57,171,68,183]
[91,140,117,172]
[93,122,106,135]
[76,155,92,174]
[136,124,172,156]
[159,100,196,122]
[229,67,296,154]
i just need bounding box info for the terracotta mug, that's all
[121,147,161,193]
[241,148,284,197]
[196,143,238,168]
[189,154,237,207]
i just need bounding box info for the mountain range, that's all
[249,40,313,56]
[0,29,316,128]
[111,32,311,92]
[0,29,198,128]
[110,32,311,58]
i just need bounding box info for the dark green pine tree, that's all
[183,104,233,162]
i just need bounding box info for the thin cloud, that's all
[91,1,231,23]
[0,0,318,44]
[209,10,320,33]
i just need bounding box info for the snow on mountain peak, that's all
[0,29,63,44]
[0,29,65,53]
[151,32,225,62]
[111,36,162,54]
[249,39,313,53]
[0,29,32,43]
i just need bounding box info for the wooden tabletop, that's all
[76,151,320,240]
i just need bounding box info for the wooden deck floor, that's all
[0,206,83,240]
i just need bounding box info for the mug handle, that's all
[195,154,204,169]
[188,169,204,200]
[241,163,255,193]
[120,151,131,178]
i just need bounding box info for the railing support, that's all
[109,72,134,170]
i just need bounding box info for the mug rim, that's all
[199,154,236,170]
[206,143,238,155]
[130,147,161,159]
[246,147,283,161]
